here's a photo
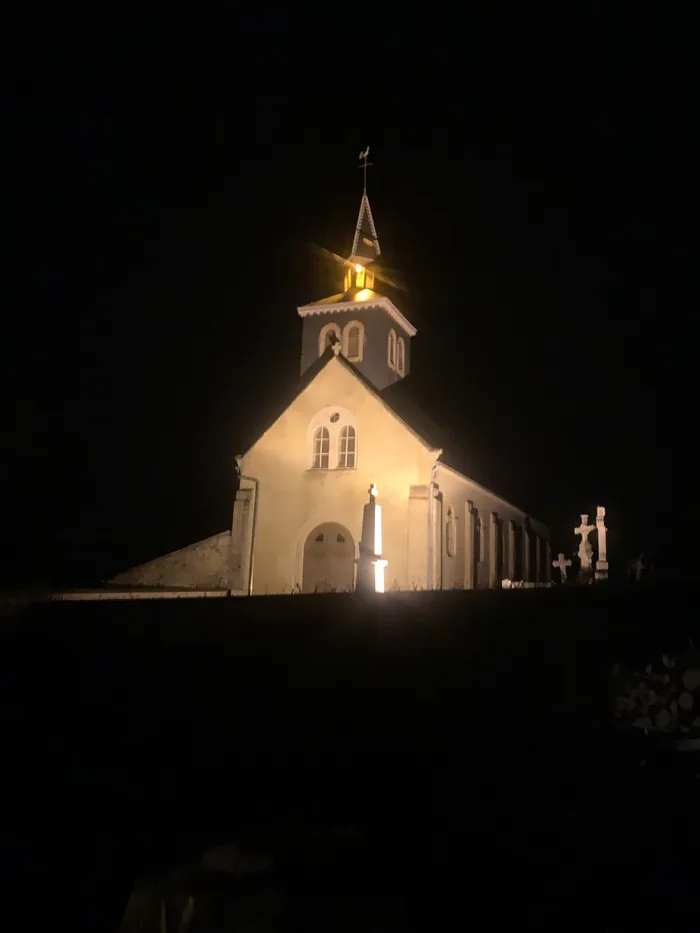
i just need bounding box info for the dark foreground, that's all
[2,585,698,931]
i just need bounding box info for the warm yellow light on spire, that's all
[355,264,363,272]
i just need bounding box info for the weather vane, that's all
[358,146,373,191]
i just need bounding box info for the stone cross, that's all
[595,505,608,580]
[574,514,596,571]
[552,552,572,582]
[630,553,645,582]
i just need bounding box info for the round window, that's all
[330,412,340,423]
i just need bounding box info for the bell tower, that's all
[297,150,417,391]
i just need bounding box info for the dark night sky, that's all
[5,4,692,586]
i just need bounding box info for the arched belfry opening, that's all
[302,523,355,593]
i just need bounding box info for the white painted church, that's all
[112,180,551,595]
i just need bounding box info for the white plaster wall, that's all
[238,357,438,595]
[110,532,231,589]
[435,463,549,588]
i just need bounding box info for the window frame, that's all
[318,322,341,357]
[343,320,364,363]
[396,336,405,376]
[387,328,397,369]
[337,424,357,469]
[446,506,455,558]
[311,426,330,469]
[307,407,358,472]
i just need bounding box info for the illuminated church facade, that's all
[112,186,550,594]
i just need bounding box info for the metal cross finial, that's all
[358,146,373,191]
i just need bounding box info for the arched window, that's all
[478,517,485,562]
[347,326,360,360]
[343,320,364,363]
[338,425,357,469]
[312,426,330,469]
[387,328,397,369]
[355,265,366,288]
[308,407,357,472]
[396,336,405,376]
[319,322,341,357]
[446,507,455,557]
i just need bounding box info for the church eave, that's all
[436,461,549,537]
[328,359,437,454]
[297,296,417,337]
[334,354,442,457]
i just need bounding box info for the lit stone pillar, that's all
[489,512,499,588]
[432,490,443,590]
[231,484,255,594]
[356,484,388,595]
[508,520,516,580]
[522,524,531,582]
[464,500,476,590]
[535,535,542,583]
[545,541,552,582]
[408,485,430,589]
[595,506,608,581]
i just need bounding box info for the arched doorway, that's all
[302,523,355,593]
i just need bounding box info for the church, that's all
[112,178,551,595]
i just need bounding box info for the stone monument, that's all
[552,552,572,583]
[595,505,608,580]
[574,513,596,582]
[630,553,646,582]
[355,483,389,595]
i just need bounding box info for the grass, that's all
[2,583,698,930]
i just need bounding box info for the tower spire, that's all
[359,146,372,192]
[351,147,381,265]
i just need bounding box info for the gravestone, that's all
[574,514,596,581]
[595,505,608,580]
[552,552,572,583]
[630,553,646,582]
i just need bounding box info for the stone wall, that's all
[435,463,550,590]
[110,532,231,589]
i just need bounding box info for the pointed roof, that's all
[238,346,439,458]
[350,191,381,264]
[237,350,546,526]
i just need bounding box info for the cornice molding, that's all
[297,295,417,337]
